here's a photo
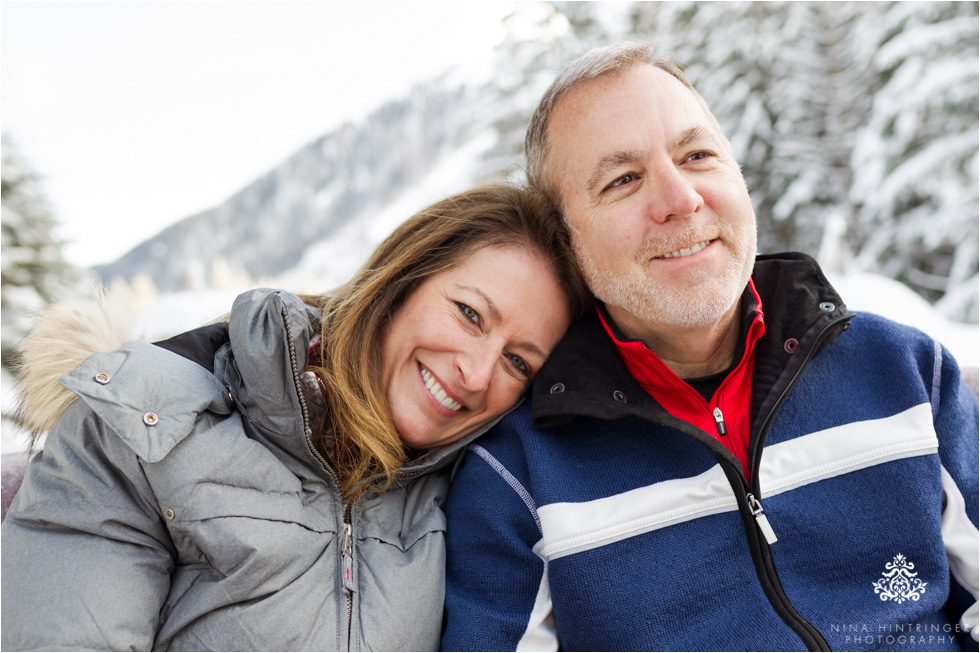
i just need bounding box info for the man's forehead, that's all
[547,66,719,179]
[553,65,708,135]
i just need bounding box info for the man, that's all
[441,42,979,651]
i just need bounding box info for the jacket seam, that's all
[931,339,943,420]
[471,444,542,535]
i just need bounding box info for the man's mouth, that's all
[419,364,464,412]
[655,239,712,259]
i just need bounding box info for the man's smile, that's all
[654,238,714,259]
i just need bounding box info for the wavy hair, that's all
[306,183,591,498]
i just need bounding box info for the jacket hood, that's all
[15,288,136,440]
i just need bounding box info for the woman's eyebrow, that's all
[456,285,502,322]
[456,284,548,358]
[517,341,547,358]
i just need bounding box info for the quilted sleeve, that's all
[1,398,176,651]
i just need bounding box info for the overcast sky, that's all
[1,1,516,268]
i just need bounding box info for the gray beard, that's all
[571,227,756,328]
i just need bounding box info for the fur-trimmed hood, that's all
[15,289,135,440]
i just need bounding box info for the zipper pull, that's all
[342,521,356,593]
[712,407,728,436]
[747,493,778,545]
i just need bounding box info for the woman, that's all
[1,184,591,651]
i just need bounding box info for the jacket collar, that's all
[596,278,765,393]
[214,288,476,481]
[530,252,852,434]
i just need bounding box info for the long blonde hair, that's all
[306,184,591,498]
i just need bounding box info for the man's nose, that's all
[457,346,496,393]
[646,166,703,223]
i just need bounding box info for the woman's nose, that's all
[457,346,497,393]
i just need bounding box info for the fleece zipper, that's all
[730,314,852,652]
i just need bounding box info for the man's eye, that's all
[686,151,712,162]
[605,173,638,191]
[456,302,480,324]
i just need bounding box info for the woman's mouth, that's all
[419,364,463,412]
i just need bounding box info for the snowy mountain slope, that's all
[93,77,494,293]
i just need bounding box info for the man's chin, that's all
[619,282,743,328]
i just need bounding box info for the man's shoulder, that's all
[479,397,540,454]
[843,310,946,355]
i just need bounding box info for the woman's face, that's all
[380,244,572,450]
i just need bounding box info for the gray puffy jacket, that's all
[2,289,488,651]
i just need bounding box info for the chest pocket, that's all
[352,472,450,651]
[166,481,335,586]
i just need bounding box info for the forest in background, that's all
[490,1,978,321]
[3,1,978,382]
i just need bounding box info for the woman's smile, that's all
[418,363,465,413]
[380,244,571,450]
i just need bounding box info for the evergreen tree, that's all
[502,0,979,321]
[1,137,78,374]
[849,2,978,320]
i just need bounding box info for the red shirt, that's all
[598,280,766,479]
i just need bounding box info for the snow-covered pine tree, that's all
[849,1,978,321]
[628,1,977,321]
[480,2,628,182]
[1,137,78,374]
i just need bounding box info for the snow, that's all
[827,272,979,368]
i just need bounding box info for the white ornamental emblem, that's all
[872,553,927,603]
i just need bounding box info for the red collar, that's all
[597,279,766,478]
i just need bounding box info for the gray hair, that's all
[524,41,718,208]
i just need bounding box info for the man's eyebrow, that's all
[670,126,716,151]
[586,149,646,193]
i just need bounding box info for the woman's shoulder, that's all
[16,289,239,462]
[58,339,235,463]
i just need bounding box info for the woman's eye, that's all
[507,354,531,378]
[456,302,480,325]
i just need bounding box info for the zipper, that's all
[281,302,357,649]
[747,493,778,545]
[280,303,333,473]
[712,406,728,436]
[343,505,355,650]
[748,314,852,489]
[734,314,850,652]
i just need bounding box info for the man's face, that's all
[546,64,757,335]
